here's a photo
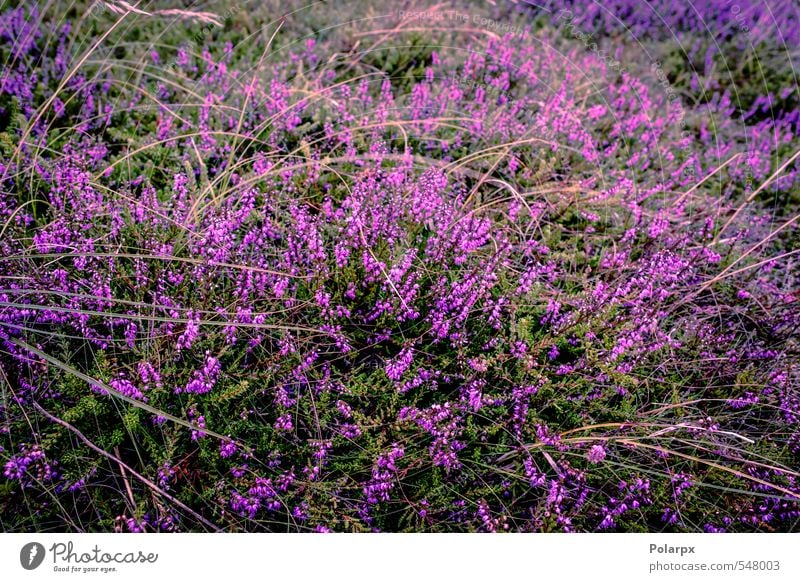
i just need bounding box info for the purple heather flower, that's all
[385,347,414,382]
[183,353,221,394]
[220,441,238,459]
[587,444,607,464]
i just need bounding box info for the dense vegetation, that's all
[0,0,798,532]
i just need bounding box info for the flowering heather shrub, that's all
[0,1,798,532]
[545,0,800,46]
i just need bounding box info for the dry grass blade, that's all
[33,401,223,531]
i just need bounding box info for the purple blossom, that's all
[587,444,607,464]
